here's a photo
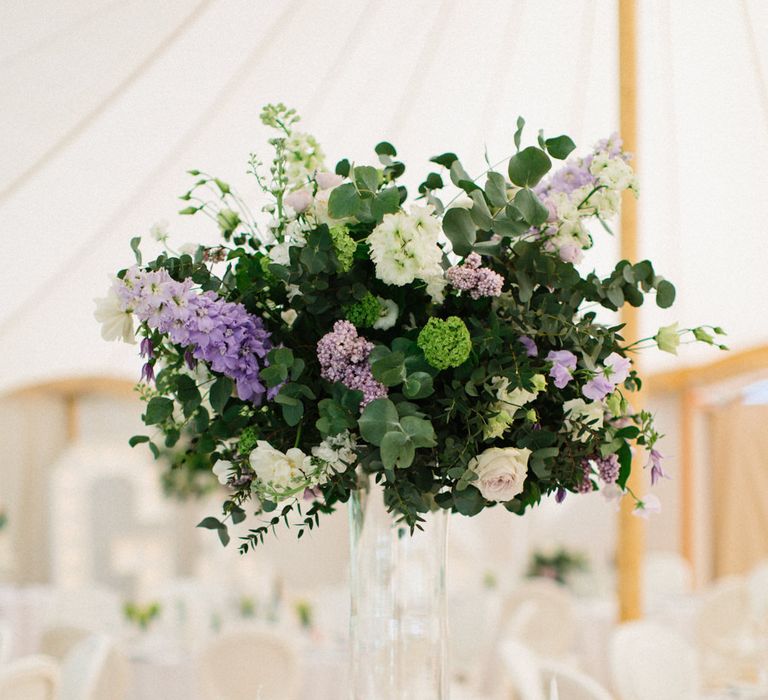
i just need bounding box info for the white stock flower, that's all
[563,398,604,442]
[373,298,399,330]
[469,447,531,502]
[590,152,635,190]
[94,286,135,343]
[249,441,311,491]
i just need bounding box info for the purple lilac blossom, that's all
[316,320,387,408]
[115,268,272,404]
[577,458,594,493]
[546,349,577,389]
[596,454,620,484]
[518,335,538,357]
[446,253,503,300]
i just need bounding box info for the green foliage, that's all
[507,146,551,187]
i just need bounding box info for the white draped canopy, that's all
[1,0,767,393]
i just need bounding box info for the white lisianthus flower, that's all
[469,447,531,502]
[563,398,604,442]
[368,206,444,289]
[373,298,399,330]
[212,460,232,486]
[94,285,135,343]
[249,441,311,491]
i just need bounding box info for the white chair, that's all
[0,655,60,700]
[696,576,759,687]
[498,638,546,700]
[610,621,698,700]
[0,621,12,663]
[39,624,90,661]
[59,634,130,700]
[538,660,613,700]
[198,626,302,700]
[642,551,692,612]
[498,579,577,659]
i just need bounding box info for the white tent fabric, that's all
[1,0,766,393]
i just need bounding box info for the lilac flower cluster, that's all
[576,458,594,494]
[595,454,620,484]
[446,253,503,300]
[116,267,272,403]
[316,320,387,408]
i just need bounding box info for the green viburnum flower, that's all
[654,322,680,354]
[329,226,357,271]
[417,316,471,370]
[238,427,259,455]
[345,292,382,328]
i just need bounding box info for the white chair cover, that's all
[642,551,692,612]
[198,626,302,700]
[538,660,613,700]
[0,655,59,700]
[39,624,90,661]
[610,621,698,700]
[59,633,130,700]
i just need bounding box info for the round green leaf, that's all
[403,372,434,399]
[507,147,552,187]
[544,135,577,160]
[358,398,400,446]
[656,280,676,308]
[145,397,173,425]
[380,431,415,469]
[328,183,361,218]
[442,207,477,257]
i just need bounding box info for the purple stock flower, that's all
[518,335,538,357]
[547,349,577,389]
[582,375,614,401]
[116,269,273,404]
[316,321,387,408]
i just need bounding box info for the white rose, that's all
[249,441,309,490]
[563,398,604,442]
[469,447,531,502]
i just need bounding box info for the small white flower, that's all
[249,441,311,491]
[632,493,661,519]
[281,309,298,327]
[212,460,232,486]
[94,286,135,343]
[373,298,398,330]
[178,242,199,256]
[150,220,169,242]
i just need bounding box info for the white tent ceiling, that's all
[1,0,766,394]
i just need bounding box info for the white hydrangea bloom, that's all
[368,206,445,293]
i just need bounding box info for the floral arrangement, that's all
[527,547,589,586]
[96,104,724,551]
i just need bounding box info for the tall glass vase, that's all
[348,474,449,699]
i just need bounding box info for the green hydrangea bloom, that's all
[329,226,357,272]
[237,427,259,454]
[345,292,382,328]
[417,316,471,370]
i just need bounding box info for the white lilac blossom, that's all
[367,206,445,297]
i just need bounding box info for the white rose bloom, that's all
[469,447,531,502]
[373,298,399,330]
[212,460,232,486]
[249,441,311,491]
[563,398,604,442]
[94,286,135,343]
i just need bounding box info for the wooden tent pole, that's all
[617,0,645,622]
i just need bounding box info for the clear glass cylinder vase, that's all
[348,475,449,700]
